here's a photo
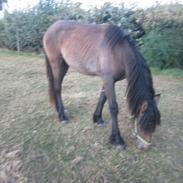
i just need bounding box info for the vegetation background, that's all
[0,0,183,69]
[0,1,183,182]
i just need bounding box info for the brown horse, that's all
[43,20,161,150]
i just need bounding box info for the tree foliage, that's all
[141,28,183,69]
[0,0,183,69]
[137,3,183,69]
[0,0,7,10]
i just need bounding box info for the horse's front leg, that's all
[93,86,107,126]
[103,77,126,150]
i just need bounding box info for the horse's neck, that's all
[124,47,154,116]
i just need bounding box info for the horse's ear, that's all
[154,93,161,105]
[140,101,148,113]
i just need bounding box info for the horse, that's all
[43,20,161,150]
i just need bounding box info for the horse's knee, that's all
[53,81,60,91]
[109,102,118,115]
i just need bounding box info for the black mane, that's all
[126,46,155,116]
[105,25,128,48]
[105,25,160,132]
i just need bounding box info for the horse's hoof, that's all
[95,119,106,127]
[97,123,105,128]
[61,120,69,126]
[96,121,106,127]
[64,109,69,118]
[116,144,126,151]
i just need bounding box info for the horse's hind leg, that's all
[93,86,107,126]
[55,59,69,123]
[46,54,69,123]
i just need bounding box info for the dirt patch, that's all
[0,148,26,183]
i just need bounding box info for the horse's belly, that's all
[64,56,99,76]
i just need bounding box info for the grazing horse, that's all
[43,21,161,150]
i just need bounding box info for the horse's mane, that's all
[125,45,155,116]
[105,25,160,132]
[104,25,128,48]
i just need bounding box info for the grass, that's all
[0,49,183,183]
[151,67,183,78]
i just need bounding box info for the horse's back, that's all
[43,20,105,44]
[43,21,126,78]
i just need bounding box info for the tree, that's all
[0,1,183,69]
[0,0,7,11]
[141,28,183,69]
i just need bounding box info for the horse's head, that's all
[133,94,161,150]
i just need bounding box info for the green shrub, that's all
[141,28,183,69]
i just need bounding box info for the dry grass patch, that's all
[0,49,183,183]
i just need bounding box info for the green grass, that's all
[0,48,42,57]
[0,49,183,183]
[151,67,183,78]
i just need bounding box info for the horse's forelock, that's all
[139,102,161,133]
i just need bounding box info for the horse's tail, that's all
[44,52,56,106]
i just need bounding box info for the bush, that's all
[0,1,183,70]
[141,28,183,69]
[0,1,142,52]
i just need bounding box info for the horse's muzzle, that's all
[137,139,151,150]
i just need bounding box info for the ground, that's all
[0,49,183,183]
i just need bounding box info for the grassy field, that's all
[0,49,183,183]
